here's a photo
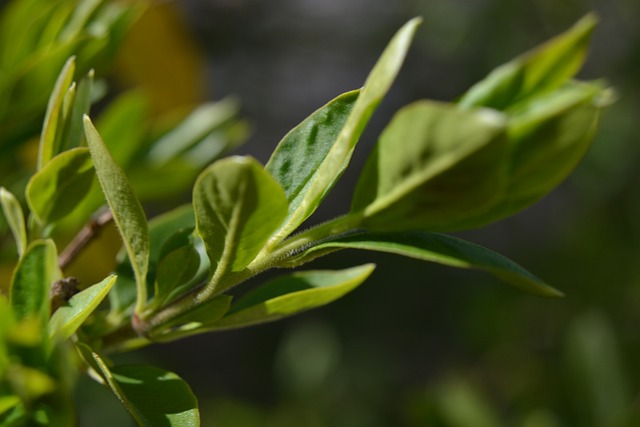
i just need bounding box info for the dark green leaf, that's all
[10,240,61,323]
[458,14,597,110]
[295,231,561,297]
[26,147,94,225]
[77,344,200,427]
[210,264,375,330]
[48,275,116,341]
[84,116,150,312]
[265,18,421,242]
[153,239,200,307]
[193,156,288,293]
[351,101,508,231]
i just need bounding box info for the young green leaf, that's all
[265,18,421,242]
[209,264,375,330]
[351,100,508,231]
[48,275,116,342]
[458,14,597,110]
[10,240,62,323]
[193,156,288,294]
[83,115,150,313]
[77,344,200,427]
[66,69,94,150]
[26,147,94,226]
[295,231,562,297]
[38,55,76,170]
[153,237,201,307]
[0,187,27,256]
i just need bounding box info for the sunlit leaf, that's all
[10,240,61,323]
[351,100,508,231]
[37,56,76,170]
[458,14,597,110]
[210,264,375,330]
[26,147,94,225]
[266,18,421,242]
[77,343,200,426]
[0,187,27,256]
[84,116,150,312]
[294,231,561,297]
[193,156,288,293]
[48,275,116,341]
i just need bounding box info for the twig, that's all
[58,209,113,270]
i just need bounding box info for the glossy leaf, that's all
[37,56,76,170]
[265,18,421,242]
[266,89,359,229]
[10,240,62,323]
[295,231,562,297]
[193,156,288,292]
[0,187,27,256]
[458,14,596,110]
[210,264,375,330]
[351,101,508,231]
[84,116,150,311]
[48,275,116,341]
[26,147,94,225]
[77,344,200,427]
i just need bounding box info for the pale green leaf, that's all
[266,18,421,242]
[0,187,27,256]
[83,115,150,312]
[48,275,116,341]
[296,231,562,297]
[193,156,288,293]
[148,98,240,165]
[458,14,597,110]
[351,101,508,231]
[10,240,62,323]
[210,264,375,330]
[38,56,76,170]
[66,69,95,149]
[77,344,200,427]
[26,147,94,225]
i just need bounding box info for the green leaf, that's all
[77,344,200,427]
[153,235,201,307]
[37,56,76,170]
[83,115,150,312]
[148,295,232,342]
[148,98,240,164]
[351,101,508,231]
[210,264,375,330]
[458,14,597,110]
[266,89,359,226]
[0,187,27,257]
[10,240,62,323]
[504,81,611,210]
[265,18,421,242]
[26,147,94,225]
[193,156,288,293]
[296,231,561,297]
[66,69,95,150]
[48,275,116,342]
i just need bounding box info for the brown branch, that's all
[58,209,113,270]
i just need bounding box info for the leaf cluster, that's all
[0,7,613,426]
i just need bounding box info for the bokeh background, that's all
[3,0,639,425]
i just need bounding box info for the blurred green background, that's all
[6,0,637,425]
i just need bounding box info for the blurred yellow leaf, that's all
[114,1,207,113]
